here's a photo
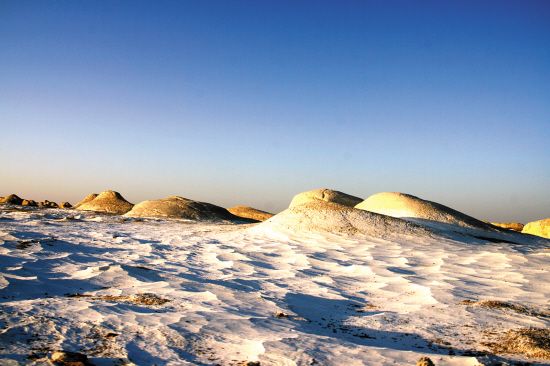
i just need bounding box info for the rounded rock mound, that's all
[228,205,274,222]
[76,190,133,214]
[522,218,550,239]
[125,196,239,221]
[289,188,363,209]
[0,194,23,205]
[355,192,492,229]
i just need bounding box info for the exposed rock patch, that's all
[487,328,550,360]
[76,190,133,215]
[228,205,274,222]
[39,200,59,208]
[289,188,363,208]
[21,199,38,207]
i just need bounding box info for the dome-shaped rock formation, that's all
[59,202,72,209]
[74,193,98,208]
[355,192,492,230]
[125,196,239,221]
[0,194,23,205]
[490,222,524,232]
[76,190,133,214]
[228,205,274,222]
[256,199,429,238]
[522,218,550,239]
[289,188,363,209]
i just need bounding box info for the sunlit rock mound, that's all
[59,202,72,209]
[125,196,240,221]
[257,199,429,238]
[228,205,274,222]
[522,218,550,239]
[74,193,98,208]
[76,190,133,214]
[490,222,524,232]
[355,192,493,230]
[289,188,363,208]
[39,200,58,208]
[0,194,23,205]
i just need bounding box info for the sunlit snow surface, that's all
[0,207,548,365]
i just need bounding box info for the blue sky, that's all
[1,1,549,221]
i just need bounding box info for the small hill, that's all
[74,193,98,208]
[256,199,429,238]
[355,192,492,230]
[76,190,133,214]
[490,222,524,232]
[289,188,363,208]
[125,196,239,221]
[39,200,58,208]
[522,218,550,239]
[0,194,23,205]
[228,205,273,222]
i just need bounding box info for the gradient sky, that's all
[1,1,549,221]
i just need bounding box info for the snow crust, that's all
[0,206,548,365]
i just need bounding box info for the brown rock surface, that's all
[490,222,524,232]
[228,205,274,222]
[73,193,98,208]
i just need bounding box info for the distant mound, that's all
[490,222,524,232]
[0,194,23,205]
[74,193,98,208]
[228,205,273,222]
[522,218,550,239]
[39,200,58,208]
[22,199,38,207]
[257,200,428,238]
[289,188,363,208]
[125,196,239,221]
[59,202,72,209]
[76,190,133,214]
[355,192,492,230]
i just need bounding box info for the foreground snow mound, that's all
[289,188,363,208]
[522,218,550,239]
[259,200,430,238]
[76,190,133,215]
[355,192,494,230]
[125,196,239,221]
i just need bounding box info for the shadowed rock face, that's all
[125,196,239,221]
[355,192,493,230]
[59,202,72,209]
[490,222,524,232]
[39,200,58,208]
[522,218,550,239]
[228,205,273,222]
[76,190,133,215]
[0,194,23,205]
[74,193,98,208]
[289,188,363,209]
[22,199,38,207]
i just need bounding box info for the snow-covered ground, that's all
[0,206,548,365]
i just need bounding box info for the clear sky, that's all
[1,1,549,222]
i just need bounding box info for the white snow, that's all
[0,207,548,365]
